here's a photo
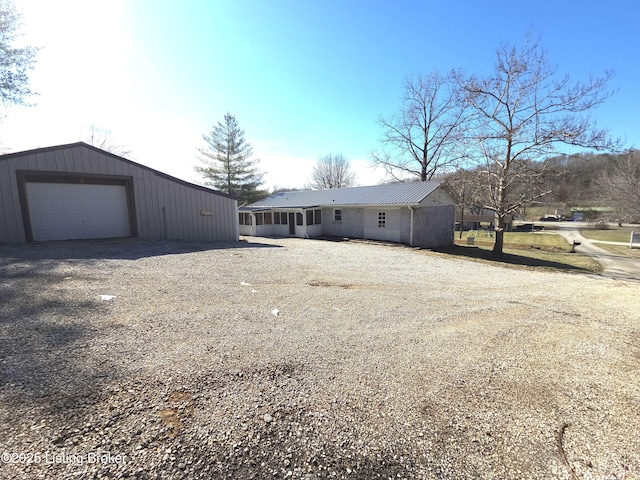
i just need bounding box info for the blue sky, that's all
[4,0,639,189]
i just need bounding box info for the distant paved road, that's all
[554,222,640,281]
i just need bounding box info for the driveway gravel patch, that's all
[0,237,638,479]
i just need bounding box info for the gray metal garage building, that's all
[0,142,238,243]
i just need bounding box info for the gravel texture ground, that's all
[0,236,638,480]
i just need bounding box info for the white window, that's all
[334,209,342,222]
[305,209,322,225]
[378,212,386,228]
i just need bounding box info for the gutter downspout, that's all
[409,205,415,247]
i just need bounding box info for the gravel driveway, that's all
[1,236,638,479]
[555,223,640,282]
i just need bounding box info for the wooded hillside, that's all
[443,149,640,222]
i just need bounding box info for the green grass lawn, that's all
[579,226,636,243]
[586,242,640,259]
[457,230,570,251]
[442,230,602,273]
[579,226,640,258]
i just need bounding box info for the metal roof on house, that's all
[241,181,442,209]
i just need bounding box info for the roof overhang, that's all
[238,206,273,212]
[239,205,320,211]
[241,203,421,211]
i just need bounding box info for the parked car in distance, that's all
[513,223,544,232]
[539,215,561,221]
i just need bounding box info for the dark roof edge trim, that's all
[245,202,423,209]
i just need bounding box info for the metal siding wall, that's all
[210,190,220,239]
[53,149,66,171]
[71,147,85,172]
[160,180,170,239]
[35,152,48,171]
[190,189,200,240]
[82,148,96,174]
[213,192,223,239]
[180,183,190,240]
[95,149,110,175]
[186,187,196,240]
[135,170,151,238]
[114,154,126,176]
[151,173,163,238]
[145,171,160,239]
[165,179,178,239]
[26,153,38,170]
[0,160,13,242]
[174,181,185,240]
[7,157,25,242]
[155,178,167,240]
[181,186,192,240]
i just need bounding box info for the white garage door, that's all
[26,182,131,241]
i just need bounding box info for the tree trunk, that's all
[492,166,507,256]
[492,213,505,256]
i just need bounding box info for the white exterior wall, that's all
[240,209,323,238]
[363,208,401,242]
[305,224,322,237]
[419,188,454,207]
[321,207,363,238]
[255,224,274,236]
[271,224,290,236]
[238,186,455,248]
[238,224,255,236]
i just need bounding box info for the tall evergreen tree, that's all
[0,0,39,106]
[195,113,264,204]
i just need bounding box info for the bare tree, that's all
[308,154,357,189]
[455,36,620,255]
[0,0,39,107]
[441,168,485,238]
[372,71,467,182]
[84,123,131,157]
[598,150,640,222]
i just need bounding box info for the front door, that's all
[288,213,295,235]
